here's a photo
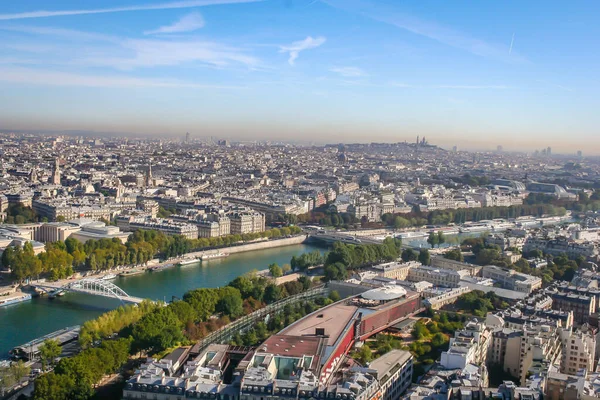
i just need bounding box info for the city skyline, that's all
[0,0,599,153]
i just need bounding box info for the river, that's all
[0,243,323,357]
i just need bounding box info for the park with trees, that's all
[31,271,327,399]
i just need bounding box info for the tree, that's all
[0,361,30,395]
[431,332,449,349]
[216,294,244,319]
[427,232,439,249]
[269,263,283,278]
[418,249,430,265]
[393,216,411,229]
[324,262,347,281]
[31,373,73,400]
[354,344,372,364]
[39,339,62,370]
[444,248,464,262]
[263,284,281,304]
[401,248,418,262]
[437,231,445,247]
[411,321,431,340]
[281,264,292,275]
[476,248,502,265]
[328,290,341,302]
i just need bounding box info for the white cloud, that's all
[330,66,367,77]
[0,0,263,21]
[144,12,205,35]
[88,38,260,69]
[0,25,261,70]
[0,67,243,89]
[279,36,326,65]
[323,0,528,64]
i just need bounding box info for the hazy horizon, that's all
[1,0,598,154]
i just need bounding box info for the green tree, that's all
[0,361,30,394]
[427,232,439,249]
[31,373,73,400]
[328,290,341,302]
[444,248,464,262]
[324,262,347,281]
[418,249,431,265]
[39,339,62,370]
[263,284,281,304]
[269,263,283,278]
[401,248,418,262]
[431,332,449,349]
[216,293,244,319]
[354,344,372,364]
[437,231,445,247]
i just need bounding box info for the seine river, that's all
[0,243,324,357]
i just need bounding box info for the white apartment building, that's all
[407,265,470,288]
[441,320,492,370]
[117,216,198,239]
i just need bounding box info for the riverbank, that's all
[1,242,323,357]
[20,235,309,293]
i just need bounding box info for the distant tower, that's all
[577,150,583,158]
[185,132,190,144]
[146,162,153,187]
[51,158,60,185]
[416,136,419,146]
[452,145,458,152]
[29,168,37,183]
[547,146,552,156]
[497,145,503,153]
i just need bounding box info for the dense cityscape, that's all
[0,132,598,400]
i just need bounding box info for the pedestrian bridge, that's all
[34,278,144,304]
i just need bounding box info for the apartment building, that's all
[559,329,596,376]
[441,320,492,370]
[407,265,470,288]
[550,292,595,325]
[117,216,198,239]
[367,350,413,400]
[229,212,265,235]
[430,256,482,277]
[372,261,420,281]
[482,265,542,294]
[489,324,562,386]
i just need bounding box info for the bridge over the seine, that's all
[33,278,144,305]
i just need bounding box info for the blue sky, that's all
[0,0,599,153]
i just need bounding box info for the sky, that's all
[0,0,599,153]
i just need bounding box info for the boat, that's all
[396,231,429,239]
[427,227,460,235]
[119,269,144,277]
[489,220,515,232]
[100,273,117,281]
[149,263,175,272]
[0,293,32,308]
[515,217,540,228]
[200,252,229,261]
[10,326,80,360]
[459,223,491,233]
[178,258,200,266]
